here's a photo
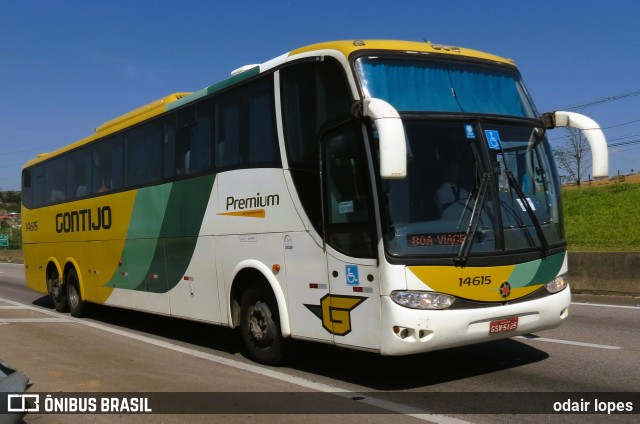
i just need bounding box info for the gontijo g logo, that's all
[304,294,367,336]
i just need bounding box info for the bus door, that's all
[283,230,333,344]
[321,123,381,351]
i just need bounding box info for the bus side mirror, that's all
[362,98,407,179]
[541,111,609,178]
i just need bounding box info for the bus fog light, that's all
[546,273,568,294]
[390,291,455,310]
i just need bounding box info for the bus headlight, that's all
[546,273,568,294]
[390,291,455,310]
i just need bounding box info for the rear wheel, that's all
[48,268,67,313]
[66,268,86,318]
[240,285,285,365]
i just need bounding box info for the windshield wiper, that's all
[504,168,550,257]
[454,172,489,267]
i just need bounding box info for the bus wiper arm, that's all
[454,173,489,267]
[505,170,550,257]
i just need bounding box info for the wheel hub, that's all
[248,301,274,342]
[50,278,62,300]
[68,284,79,309]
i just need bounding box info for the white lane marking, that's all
[0,297,468,424]
[516,335,621,350]
[0,304,70,321]
[572,302,640,310]
[0,318,72,323]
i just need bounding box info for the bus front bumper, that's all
[379,286,571,356]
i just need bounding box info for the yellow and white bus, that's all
[22,40,608,364]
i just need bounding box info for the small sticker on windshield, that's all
[485,130,501,150]
[464,124,476,139]
[339,201,354,214]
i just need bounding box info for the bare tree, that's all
[553,127,592,187]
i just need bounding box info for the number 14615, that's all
[459,276,492,286]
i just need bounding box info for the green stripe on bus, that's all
[104,175,215,293]
[104,184,171,290]
[529,252,565,285]
[166,66,260,112]
[145,174,215,293]
[205,66,260,96]
[508,252,565,287]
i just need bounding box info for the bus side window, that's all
[165,102,212,179]
[125,121,161,187]
[214,76,279,170]
[29,165,45,208]
[163,112,179,178]
[93,135,123,193]
[21,169,33,208]
[45,156,67,203]
[66,147,92,199]
[280,58,353,234]
[192,100,213,173]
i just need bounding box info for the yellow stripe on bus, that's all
[408,265,541,302]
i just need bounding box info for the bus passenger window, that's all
[191,100,213,173]
[125,122,161,187]
[66,147,92,199]
[93,135,123,194]
[165,104,213,179]
[45,157,67,203]
[214,77,279,170]
[280,58,352,234]
[163,112,179,178]
[31,165,46,207]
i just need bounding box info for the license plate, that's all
[489,317,519,334]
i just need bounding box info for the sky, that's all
[2,0,640,190]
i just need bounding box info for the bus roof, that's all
[95,92,191,134]
[288,39,515,66]
[23,39,515,169]
[23,92,191,168]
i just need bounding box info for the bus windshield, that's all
[356,56,537,117]
[380,119,563,258]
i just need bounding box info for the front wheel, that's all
[240,285,285,365]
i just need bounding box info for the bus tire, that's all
[240,285,285,365]
[66,268,86,318]
[48,267,68,313]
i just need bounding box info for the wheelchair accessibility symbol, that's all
[345,265,360,286]
[485,129,501,150]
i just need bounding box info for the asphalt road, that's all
[0,262,638,424]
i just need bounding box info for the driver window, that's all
[322,124,375,258]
